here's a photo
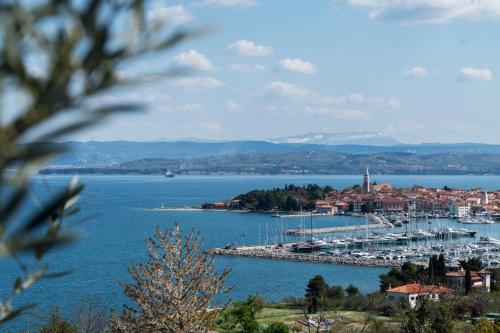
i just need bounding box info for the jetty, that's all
[286,223,392,236]
[286,214,393,236]
[211,246,402,268]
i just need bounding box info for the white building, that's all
[449,201,471,218]
[445,269,491,293]
[386,283,452,309]
[481,191,489,205]
[362,167,371,194]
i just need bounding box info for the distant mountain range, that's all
[270,131,400,146]
[41,151,500,175]
[47,138,500,167]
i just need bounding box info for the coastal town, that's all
[206,169,500,293]
[204,168,500,222]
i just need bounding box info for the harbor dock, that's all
[286,222,392,236]
[286,213,393,236]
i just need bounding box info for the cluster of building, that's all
[386,268,492,308]
[315,168,500,218]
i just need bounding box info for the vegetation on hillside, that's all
[379,255,448,292]
[229,184,333,211]
[41,151,500,175]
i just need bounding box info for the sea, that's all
[1,174,499,329]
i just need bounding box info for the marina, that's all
[212,229,500,269]
[212,212,500,269]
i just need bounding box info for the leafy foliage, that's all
[345,284,360,296]
[428,254,447,284]
[228,184,331,211]
[460,257,483,271]
[110,223,231,332]
[471,318,500,333]
[402,300,454,333]
[379,262,427,292]
[217,295,264,333]
[39,309,76,333]
[0,0,198,324]
[305,275,330,313]
[262,322,290,333]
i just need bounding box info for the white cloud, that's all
[193,0,258,8]
[324,93,400,109]
[156,103,203,113]
[404,66,428,78]
[197,121,223,132]
[322,96,347,105]
[88,91,171,107]
[387,97,402,109]
[147,4,193,26]
[333,0,500,24]
[173,49,216,72]
[276,58,317,74]
[367,96,402,109]
[171,76,225,89]
[227,39,272,57]
[259,81,319,101]
[348,93,365,103]
[228,64,266,73]
[458,67,493,81]
[304,106,370,120]
[226,101,243,112]
[181,103,204,112]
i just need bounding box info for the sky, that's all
[34,0,500,143]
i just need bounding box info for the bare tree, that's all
[110,223,231,333]
[74,298,110,333]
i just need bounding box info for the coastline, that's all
[149,206,339,216]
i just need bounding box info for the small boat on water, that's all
[165,170,175,178]
[224,243,237,250]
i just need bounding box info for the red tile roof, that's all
[387,283,452,295]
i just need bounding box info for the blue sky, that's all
[78,0,500,143]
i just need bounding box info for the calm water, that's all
[2,174,500,329]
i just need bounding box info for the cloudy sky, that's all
[81,0,500,143]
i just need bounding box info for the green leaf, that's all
[21,183,84,233]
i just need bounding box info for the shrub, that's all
[263,322,290,333]
[39,310,76,333]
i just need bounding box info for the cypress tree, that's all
[428,256,436,284]
[465,269,472,294]
[438,254,446,282]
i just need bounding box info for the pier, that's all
[286,223,392,236]
[211,246,403,268]
[286,214,393,236]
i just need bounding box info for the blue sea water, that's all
[1,174,499,329]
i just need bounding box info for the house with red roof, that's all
[385,283,453,308]
[445,269,492,293]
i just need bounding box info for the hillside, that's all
[41,151,500,175]
[47,141,500,167]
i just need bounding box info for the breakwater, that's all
[210,247,402,268]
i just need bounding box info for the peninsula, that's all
[201,169,500,220]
